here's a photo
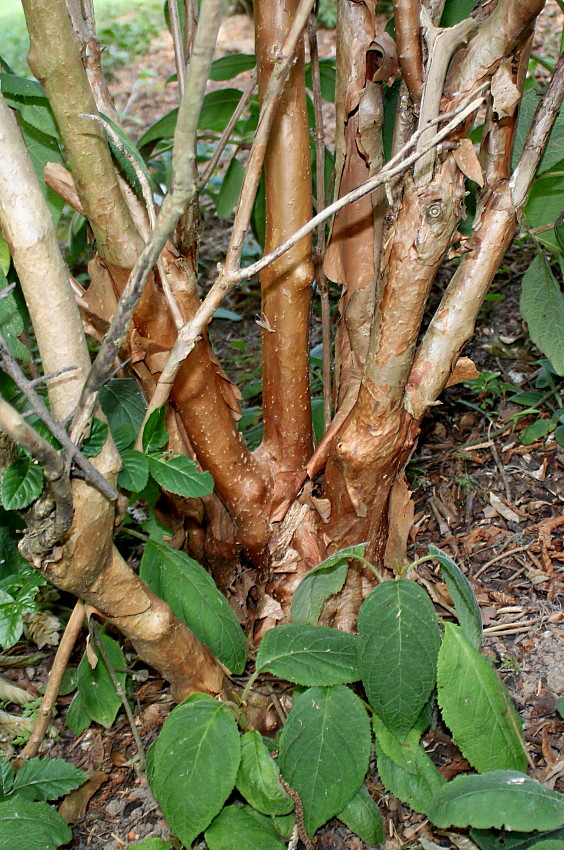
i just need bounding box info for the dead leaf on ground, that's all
[59,772,108,824]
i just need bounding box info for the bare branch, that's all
[169,0,187,95]
[393,0,424,103]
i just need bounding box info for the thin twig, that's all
[0,330,118,501]
[90,621,145,774]
[307,11,332,432]
[16,602,85,765]
[168,0,187,95]
[197,69,257,190]
[279,778,313,850]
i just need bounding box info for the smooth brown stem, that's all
[17,603,85,764]
[255,0,314,494]
[393,0,423,103]
[22,0,142,268]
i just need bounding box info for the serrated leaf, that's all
[471,827,564,850]
[19,119,65,225]
[216,155,245,219]
[209,53,256,81]
[0,797,71,849]
[428,771,564,830]
[290,544,367,626]
[372,714,421,775]
[338,784,385,847]
[65,690,90,736]
[140,540,246,673]
[524,173,564,253]
[0,73,44,99]
[82,418,108,458]
[358,579,440,736]
[0,756,14,797]
[151,694,240,847]
[437,624,527,772]
[99,379,147,452]
[126,839,171,850]
[11,758,87,802]
[0,590,24,650]
[520,254,564,376]
[255,624,360,686]
[373,736,445,816]
[429,545,482,649]
[147,453,214,497]
[142,406,168,453]
[236,731,293,815]
[205,804,286,850]
[278,685,371,835]
[1,458,44,510]
[98,112,156,199]
[118,450,149,492]
[76,632,127,729]
[199,88,243,133]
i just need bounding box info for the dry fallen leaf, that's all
[58,772,108,824]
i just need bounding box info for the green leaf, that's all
[0,756,14,797]
[437,623,527,772]
[142,407,168,453]
[520,254,564,376]
[0,233,9,275]
[118,450,150,492]
[429,544,482,649]
[82,418,109,458]
[428,771,564,830]
[216,154,245,219]
[126,839,172,850]
[471,827,564,850]
[151,694,240,847]
[0,797,72,849]
[373,735,445,816]
[358,579,440,736]
[513,90,564,174]
[440,0,476,26]
[278,685,371,835]
[209,53,256,81]
[0,590,24,650]
[98,112,156,199]
[137,108,179,151]
[65,690,91,736]
[0,271,29,362]
[558,697,564,720]
[199,89,243,133]
[338,784,385,847]
[140,540,246,674]
[205,805,286,850]
[236,731,293,816]
[255,624,360,686]
[1,458,44,510]
[521,418,554,445]
[76,632,127,729]
[147,453,214,497]
[372,714,421,775]
[524,175,564,254]
[508,391,545,407]
[99,379,147,452]
[0,73,44,99]
[304,58,336,102]
[556,211,564,253]
[18,119,65,225]
[290,543,367,626]
[11,758,87,802]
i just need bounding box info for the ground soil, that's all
[2,7,563,850]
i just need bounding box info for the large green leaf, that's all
[440,0,475,26]
[255,624,360,686]
[304,58,336,102]
[0,798,71,849]
[1,458,44,510]
[290,544,367,626]
[278,685,371,835]
[18,119,65,225]
[216,154,245,219]
[372,713,421,775]
[0,271,29,362]
[140,540,246,674]
[338,784,385,847]
[205,805,286,850]
[99,379,147,452]
[437,623,527,772]
[512,89,564,174]
[137,108,178,150]
[147,453,214,497]
[11,758,87,802]
[198,88,243,133]
[0,757,14,797]
[358,579,440,736]
[118,450,149,492]
[236,731,293,816]
[151,694,241,847]
[82,418,109,458]
[142,406,168,453]
[523,173,564,254]
[373,736,446,816]
[428,771,564,830]
[429,544,482,649]
[520,254,564,376]
[471,827,564,850]
[76,632,127,729]
[209,53,256,81]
